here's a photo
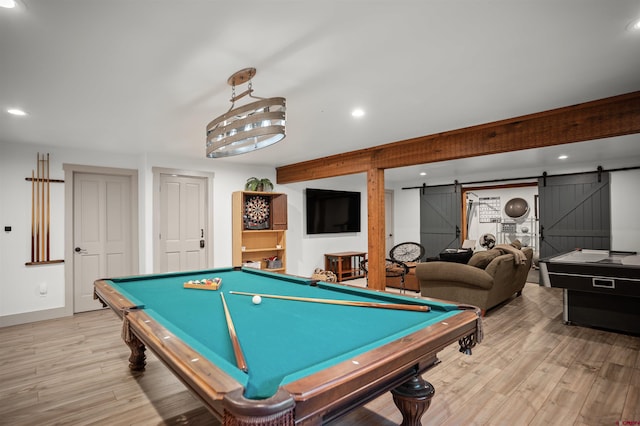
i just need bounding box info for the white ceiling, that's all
[1,1,640,186]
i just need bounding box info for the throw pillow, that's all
[510,239,522,249]
[468,249,501,269]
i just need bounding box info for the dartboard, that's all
[244,196,270,229]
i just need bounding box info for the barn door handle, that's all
[539,225,544,241]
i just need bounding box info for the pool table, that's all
[94,267,481,425]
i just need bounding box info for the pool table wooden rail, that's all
[283,310,480,424]
[94,279,140,313]
[125,309,241,419]
[95,280,243,418]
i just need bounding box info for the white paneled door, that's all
[159,174,207,272]
[73,173,133,312]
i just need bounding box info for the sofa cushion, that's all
[439,249,474,264]
[468,249,502,269]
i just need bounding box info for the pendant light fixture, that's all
[206,68,286,158]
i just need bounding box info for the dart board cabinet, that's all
[232,191,288,272]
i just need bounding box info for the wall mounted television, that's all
[306,188,361,234]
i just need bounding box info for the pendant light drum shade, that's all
[206,68,286,158]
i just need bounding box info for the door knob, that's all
[74,247,82,252]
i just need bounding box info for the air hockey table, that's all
[539,249,640,334]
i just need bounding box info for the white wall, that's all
[611,169,640,252]
[283,174,369,276]
[2,138,639,326]
[0,141,276,324]
[0,143,67,317]
[390,184,421,245]
[139,152,278,273]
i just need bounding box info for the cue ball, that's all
[252,295,262,305]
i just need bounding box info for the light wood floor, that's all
[1,282,639,425]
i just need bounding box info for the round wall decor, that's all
[480,233,496,249]
[504,197,529,219]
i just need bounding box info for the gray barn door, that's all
[419,184,462,258]
[538,172,611,258]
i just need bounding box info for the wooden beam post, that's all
[366,168,386,291]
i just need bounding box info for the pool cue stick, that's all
[229,291,430,312]
[31,169,35,263]
[220,293,248,372]
[40,154,45,262]
[35,153,40,262]
[46,153,50,261]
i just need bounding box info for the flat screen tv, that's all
[306,188,361,234]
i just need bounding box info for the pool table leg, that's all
[121,314,146,371]
[125,333,146,371]
[391,376,435,426]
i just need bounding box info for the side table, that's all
[324,252,366,282]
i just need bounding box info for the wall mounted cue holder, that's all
[25,152,64,266]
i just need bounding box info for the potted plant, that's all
[245,177,273,192]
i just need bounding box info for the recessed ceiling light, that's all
[351,108,365,118]
[419,172,427,176]
[558,155,568,160]
[627,18,640,32]
[7,108,27,116]
[0,0,16,8]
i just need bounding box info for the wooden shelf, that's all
[242,247,285,253]
[25,259,64,266]
[232,191,287,273]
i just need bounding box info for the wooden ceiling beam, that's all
[276,150,373,183]
[276,91,640,183]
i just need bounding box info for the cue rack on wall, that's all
[25,153,64,266]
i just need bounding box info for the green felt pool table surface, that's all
[94,267,481,425]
